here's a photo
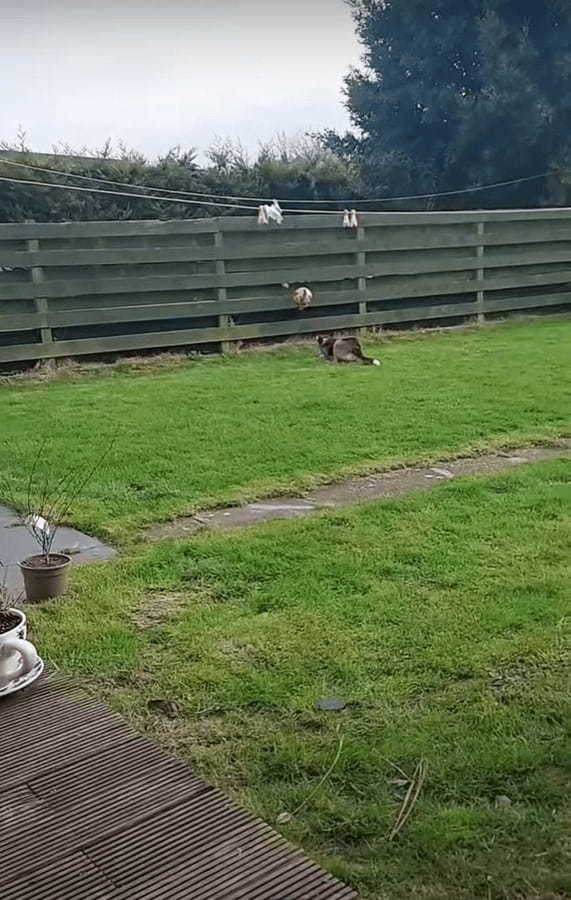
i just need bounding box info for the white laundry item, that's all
[257,200,283,225]
[266,200,283,224]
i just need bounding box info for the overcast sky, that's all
[1,0,361,161]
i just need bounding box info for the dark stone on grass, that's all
[148,698,180,719]
[316,697,346,712]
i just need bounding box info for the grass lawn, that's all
[32,460,570,900]
[0,318,569,541]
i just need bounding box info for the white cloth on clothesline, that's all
[257,200,283,225]
[343,209,359,229]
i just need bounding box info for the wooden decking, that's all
[0,674,356,899]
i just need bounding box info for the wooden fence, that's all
[1,208,570,365]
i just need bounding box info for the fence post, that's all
[214,226,234,354]
[27,237,54,359]
[356,223,368,333]
[476,221,485,324]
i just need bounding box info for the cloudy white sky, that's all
[1,0,361,160]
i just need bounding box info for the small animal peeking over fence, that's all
[291,286,313,311]
[283,283,313,311]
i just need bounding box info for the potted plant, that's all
[19,515,73,603]
[1,438,114,603]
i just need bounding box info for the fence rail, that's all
[1,209,570,364]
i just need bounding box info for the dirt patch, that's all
[489,655,570,701]
[216,639,256,659]
[146,441,571,543]
[132,589,188,630]
[20,553,70,569]
[214,639,274,670]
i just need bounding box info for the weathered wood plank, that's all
[0,285,477,332]
[0,312,41,333]
[0,289,362,332]
[0,208,570,242]
[0,218,221,241]
[358,225,571,252]
[365,268,571,299]
[2,238,570,273]
[0,240,452,269]
[47,292,346,323]
[367,247,571,276]
[484,291,571,312]
[0,340,43,362]
[3,226,571,271]
[3,258,571,304]
[1,264,358,300]
[3,265,571,310]
[378,300,478,324]
[2,238,365,268]
[219,208,571,229]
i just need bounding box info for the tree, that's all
[325,0,571,208]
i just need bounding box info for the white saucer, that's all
[0,657,44,699]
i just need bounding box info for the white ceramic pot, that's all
[1,607,27,641]
[0,609,38,692]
